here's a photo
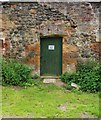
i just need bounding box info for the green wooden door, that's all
[40,37,62,76]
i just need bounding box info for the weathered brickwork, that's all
[1,2,100,75]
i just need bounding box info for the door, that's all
[40,37,62,76]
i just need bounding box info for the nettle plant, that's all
[2,58,33,86]
[60,59,101,92]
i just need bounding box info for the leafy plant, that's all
[2,58,33,86]
[33,74,39,79]
[60,59,101,92]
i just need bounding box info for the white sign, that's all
[48,45,55,50]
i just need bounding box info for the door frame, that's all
[40,36,63,76]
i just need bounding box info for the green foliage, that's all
[60,72,78,84]
[2,58,33,86]
[33,74,39,79]
[60,59,101,92]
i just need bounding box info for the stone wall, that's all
[1,2,100,75]
[42,2,100,60]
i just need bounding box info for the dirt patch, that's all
[11,86,24,91]
[54,79,66,87]
[58,102,68,111]
[81,112,95,118]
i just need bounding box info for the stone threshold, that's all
[41,76,64,86]
[41,76,59,83]
[41,76,59,79]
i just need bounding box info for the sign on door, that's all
[48,45,55,50]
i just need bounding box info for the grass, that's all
[2,83,99,118]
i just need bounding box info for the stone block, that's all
[63,44,79,53]
[90,42,101,52]
[43,79,56,83]
[30,9,36,14]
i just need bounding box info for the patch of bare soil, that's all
[58,102,68,111]
[81,112,95,118]
[11,86,24,91]
[54,79,66,87]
